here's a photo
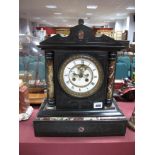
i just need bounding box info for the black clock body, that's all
[33,19,129,137]
[54,50,108,110]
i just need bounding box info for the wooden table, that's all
[29,93,47,105]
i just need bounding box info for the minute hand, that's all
[73,72,79,77]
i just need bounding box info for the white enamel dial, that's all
[59,55,103,98]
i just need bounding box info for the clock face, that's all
[59,55,103,98]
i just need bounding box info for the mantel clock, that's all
[33,19,129,136]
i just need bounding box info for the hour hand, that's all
[72,72,79,77]
[83,73,89,77]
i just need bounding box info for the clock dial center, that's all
[69,64,93,87]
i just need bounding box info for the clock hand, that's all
[73,72,82,78]
[73,72,78,76]
[83,73,89,77]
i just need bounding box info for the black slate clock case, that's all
[54,50,108,110]
[33,19,129,137]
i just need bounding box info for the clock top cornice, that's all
[39,19,129,50]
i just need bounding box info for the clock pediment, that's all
[39,19,129,50]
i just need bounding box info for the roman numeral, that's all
[91,82,95,85]
[73,61,76,65]
[81,60,84,64]
[66,81,70,84]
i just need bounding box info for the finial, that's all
[78,19,84,25]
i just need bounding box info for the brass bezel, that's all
[58,54,104,98]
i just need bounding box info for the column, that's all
[45,51,54,105]
[106,52,117,106]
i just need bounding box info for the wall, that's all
[108,22,115,29]
[114,19,127,32]
[114,14,135,43]
[19,18,40,36]
[19,18,31,35]
[127,13,135,43]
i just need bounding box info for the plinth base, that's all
[33,99,127,137]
